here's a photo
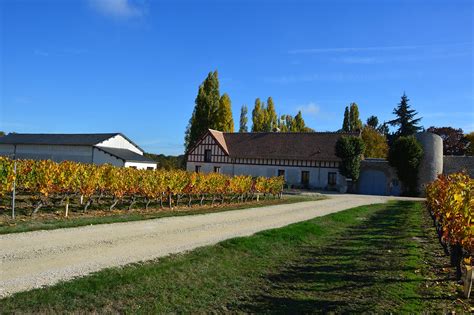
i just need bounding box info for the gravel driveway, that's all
[0,194,422,298]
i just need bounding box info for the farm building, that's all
[186,129,357,191]
[187,130,474,196]
[0,133,157,170]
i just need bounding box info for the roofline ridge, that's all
[3,132,121,136]
[221,131,359,135]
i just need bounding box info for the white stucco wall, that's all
[0,144,93,163]
[124,161,157,170]
[96,134,142,155]
[187,161,345,190]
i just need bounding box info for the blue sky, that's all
[1,0,473,155]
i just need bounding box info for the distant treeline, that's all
[145,153,185,170]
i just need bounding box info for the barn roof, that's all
[0,133,119,146]
[95,147,156,164]
[0,132,147,154]
[205,129,359,161]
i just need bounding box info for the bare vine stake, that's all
[65,196,69,218]
[11,159,16,219]
[464,266,473,298]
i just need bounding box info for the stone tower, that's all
[416,132,443,196]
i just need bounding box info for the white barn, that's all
[0,133,157,170]
[186,129,357,191]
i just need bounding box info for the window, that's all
[195,165,201,173]
[214,166,221,173]
[204,149,212,162]
[301,171,310,188]
[328,172,337,186]
[147,167,154,170]
[277,169,285,177]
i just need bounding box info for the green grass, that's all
[1,200,470,313]
[0,195,320,235]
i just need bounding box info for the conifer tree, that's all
[342,106,350,132]
[239,105,248,132]
[216,93,234,132]
[378,122,390,135]
[388,93,422,137]
[252,98,266,132]
[184,71,221,152]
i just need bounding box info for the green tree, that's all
[388,93,422,137]
[427,126,467,156]
[216,93,234,132]
[293,111,306,132]
[335,136,365,181]
[349,103,363,131]
[366,115,379,129]
[277,115,291,132]
[464,132,474,156]
[239,105,248,132]
[342,106,350,132]
[252,98,266,132]
[377,122,390,135]
[185,71,221,152]
[265,97,278,132]
[388,136,423,196]
[361,126,388,158]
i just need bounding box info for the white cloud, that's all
[288,42,471,55]
[263,71,411,84]
[34,49,50,57]
[297,102,320,117]
[289,45,420,54]
[334,56,381,64]
[89,0,146,19]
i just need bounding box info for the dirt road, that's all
[0,194,422,298]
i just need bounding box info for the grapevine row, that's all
[425,172,473,279]
[0,157,285,215]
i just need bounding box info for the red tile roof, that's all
[207,129,359,161]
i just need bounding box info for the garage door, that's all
[358,170,387,195]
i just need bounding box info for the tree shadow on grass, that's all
[234,201,446,313]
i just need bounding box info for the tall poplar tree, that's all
[239,105,248,132]
[342,103,362,132]
[342,106,350,132]
[252,98,266,132]
[388,93,422,137]
[216,93,234,132]
[293,111,306,132]
[185,71,221,152]
[265,97,278,132]
[349,103,363,131]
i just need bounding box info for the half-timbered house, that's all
[186,129,358,191]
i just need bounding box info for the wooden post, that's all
[464,265,473,299]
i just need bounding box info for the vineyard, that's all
[426,172,473,298]
[0,157,285,217]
